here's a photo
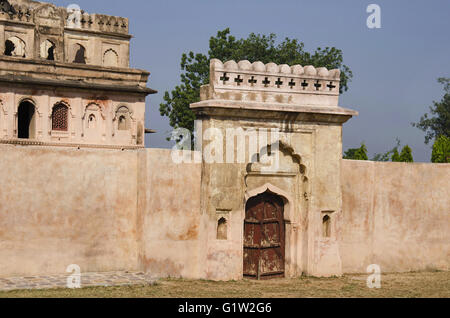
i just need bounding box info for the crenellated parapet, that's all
[65,12,129,35]
[201,59,341,107]
[0,0,133,68]
[0,0,129,36]
[0,1,33,23]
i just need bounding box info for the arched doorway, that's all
[244,191,285,280]
[18,101,36,139]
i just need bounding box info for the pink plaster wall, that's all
[0,145,139,277]
[138,149,204,279]
[340,160,450,273]
[0,146,448,278]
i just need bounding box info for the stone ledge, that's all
[0,74,156,95]
[0,56,154,90]
[0,139,144,150]
[192,100,358,116]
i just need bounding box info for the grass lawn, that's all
[0,271,448,298]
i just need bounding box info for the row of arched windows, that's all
[15,100,130,140]
[4,36,119,66]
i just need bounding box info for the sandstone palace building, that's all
[0,0,155,148]
[0,0,448,281]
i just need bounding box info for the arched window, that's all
[115,106,130,131]
[18,101,36,139]
[73,43,86,64]
[103,49,118,67]
[323,215,331,238]
[217,218,228,240]
[41,40,56,61]
[52,104,68,131]
[88,114,96,129]
[5,36,26,57]
[118,115,127,130]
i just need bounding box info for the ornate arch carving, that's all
[112,105,135,136]
[245,183,295,222]
[103,48,119,67]
[247,139,308,177]
[49,100,75,119]
[82,102,106,120]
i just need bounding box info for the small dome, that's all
[211,59,224,69]
[304,65,317,76]
[224,60,238,70]
[238,60,252,71]
[329,69,341,79]
[317,67,329,77]
[266,62,278,73]
[252,61,265,72]
[291,65,304,75]
[279,64,291,74]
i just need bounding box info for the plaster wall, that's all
[0,146,203,278]
[0,145,448,279]
[340,160,450,273]
[138,149,203,279]
[0,144,139,277]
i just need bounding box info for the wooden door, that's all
[243,192,285,279]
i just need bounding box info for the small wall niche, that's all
[321,210,335,238]
[217,217,228,240]
[322,215,331,238]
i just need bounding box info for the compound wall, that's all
[0,146,202,278]
[340,160,450,273]
[0,145,448,278]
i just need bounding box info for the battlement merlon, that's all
[191,59,358,123]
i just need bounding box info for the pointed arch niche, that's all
[112,105,135,144]
[82,102,106,143]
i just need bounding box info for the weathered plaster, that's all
[340,160,450,273]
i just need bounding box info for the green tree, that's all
[413,78,450,144]
[391,148,401,162]
[372,139,401,161]
[431,135,450,163]
[160,28,353,135]
[343,143,368,161]
[399,145,414,162]
[373,139,414,162]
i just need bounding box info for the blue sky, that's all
[55,0,450,162]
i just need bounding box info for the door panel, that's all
[244,192,285,279]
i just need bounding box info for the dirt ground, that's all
[0,271,448,298]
